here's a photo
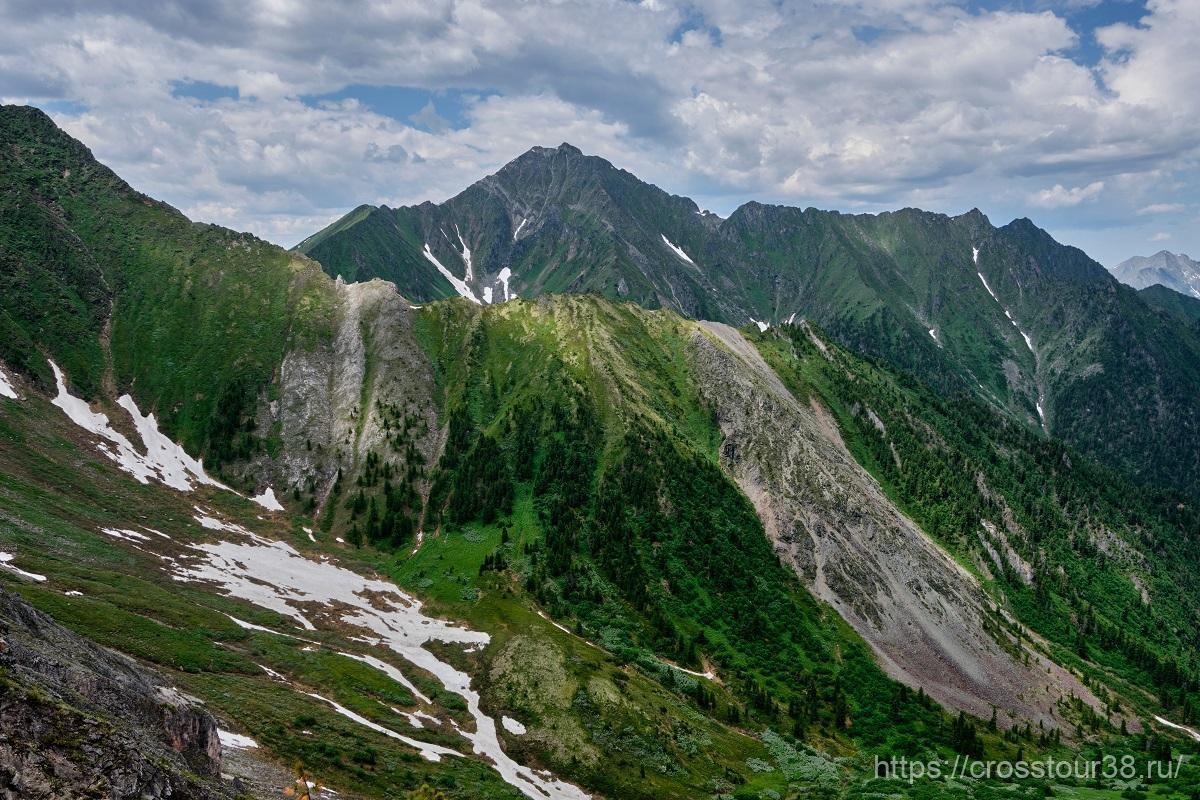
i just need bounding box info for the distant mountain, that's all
[1112,250,1200,299]
[299,144,1200,496]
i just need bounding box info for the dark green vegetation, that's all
[756,322,1200,735]
[1139,284,1200,328]
[2,105,1200,799]
[300,144,1200,499]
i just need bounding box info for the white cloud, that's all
[0,0,1195,262]
[1137,203,1185,215]
[1150,231,1172,242]
[1028,181,1106,208]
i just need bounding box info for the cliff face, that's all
[0,588,233,800]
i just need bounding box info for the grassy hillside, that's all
[0,104,330,470]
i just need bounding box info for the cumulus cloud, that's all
[0,0,1196,262]
[1028,181,1106,208]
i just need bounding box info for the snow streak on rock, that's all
[497,267,513,302]
[660,234,695,265]
[422,244,481,304]
[454,224,474,283]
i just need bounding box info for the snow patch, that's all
[251,487,284,512]
[218,729,259,749]
[173,535,588,799]
[513,217,527,241]
[501,716,527,735]
[422,244,481,304]
[0,552,46,582]
[454,224,474,282]
[660,234,695,265]
[224,613,311,641]
[483,286,493,304]
[64,590,83,597]
[101,527,151,543]
[339,650,432,705]
[50,360,227,492]
[306,691,459,763]
[666,662,716,680]
[1154,714,1200,742]
[395,708,440,729]
[750,318,769,332]
[785,312,797,326]
[116,393,228,492]
[1020,330,1034,352]
[928,328,938,341]
[192,509,251,535]
[972,246,980,266]
[497,267,513,302]
[977,272,998,302]
[0,366,17,399]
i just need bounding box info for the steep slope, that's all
[1112,250,1200,298]
[1140,284,1200,327]
[298,145,1200,497]
[0,104,329,472]
[763,320,1200,712]
[688,321,1091,725]
[300,144,731,320]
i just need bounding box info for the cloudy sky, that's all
[2,0,1196,266]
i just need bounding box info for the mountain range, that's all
[298,144,1200,497]
[2,104,1200,800]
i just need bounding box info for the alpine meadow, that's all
[2,3,1200,800]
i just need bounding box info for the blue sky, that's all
[1,0,1196,267]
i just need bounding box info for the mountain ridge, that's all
[298,142,1200,497]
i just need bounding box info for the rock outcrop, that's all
[0,588,234,799]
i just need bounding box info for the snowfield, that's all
[173,532,589,800]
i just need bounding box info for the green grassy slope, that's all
[0,104,334,470]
